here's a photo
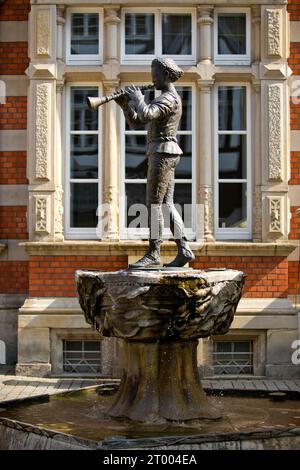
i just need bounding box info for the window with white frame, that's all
[214,84,251,240]
[122,8,196,64]
[214,8,250,65]
[120,85,195,240]
[65,85,102,239]
[66,8,103,64]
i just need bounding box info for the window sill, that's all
[19,240,297,257]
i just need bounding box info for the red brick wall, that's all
[289,261,300,295]
[0,0,30,21]
[289,152,300,184]
[288,0,300,20]
[29,256,128,297]
[191,257,288,298]
[0,42,29,75]
[0,152,27,184]
[0,261,28,294]
[291,98,300,130]
[289,42,300,76]
[0,206,28,239]
[289,206,300,240]
[0,96,27,129]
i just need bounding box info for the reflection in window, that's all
[219,183,247,228]
[218,86,246,131]
[71,13,99,55]
[162,14,192,55]
[218,14,246,55]
[125,13,155,54]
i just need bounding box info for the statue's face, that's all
[151,63,170,90]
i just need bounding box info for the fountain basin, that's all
[76,269,245,422]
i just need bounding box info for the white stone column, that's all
[197,79,215,242]
[251,6,261,64]
[102,80,120,241]
[104,7,120,64]
[197,6,214,64]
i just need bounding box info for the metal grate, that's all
[213,340,253,375]
[63,340,102,374]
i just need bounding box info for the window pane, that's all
[71,13,99,55]
[219,182,247,228]
[65,341,82,351]
[219,134,247,179]
[162,14,191,55]
[176,87,192,131]
[125,135,148,179]
[85,341,101,351]
[218,14,246,55]
[71,134,98,179]
[176,135,192,179]
[125,13,154,54]
[126,183,147,228]
[71,88,98,131]
[70,183,98,228]
[218,86,246,131]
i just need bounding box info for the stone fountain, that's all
[76,268,245,423]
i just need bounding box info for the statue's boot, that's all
[128,240,161,269]
[164,237,195,268]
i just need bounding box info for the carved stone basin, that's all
[76,268,245,423]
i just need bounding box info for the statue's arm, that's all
[122,104,145,130]
[134,95,174,122]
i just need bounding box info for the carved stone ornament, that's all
[36,10,51,57]
[198,185,214,239]
[269,197,282,233]
[54,186,64,236]
[76,269,245,422]
[34,195,49,233]
[268,84,282,181]
[253,186,262,239]
[266,9,282,57]
[35,83,50,181]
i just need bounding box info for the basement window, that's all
[63,340,102,374]
[213,340,253,375]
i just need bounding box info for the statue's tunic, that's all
[123,90,183,156]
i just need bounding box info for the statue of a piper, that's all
[89,58,195,268]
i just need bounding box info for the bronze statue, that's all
[117,58,195,268]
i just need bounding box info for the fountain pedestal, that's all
[76,268,245,423]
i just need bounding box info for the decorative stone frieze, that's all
[262,193,290,241]
[269,197,282,233]
[266,9,282,57]
[36,9,51,57]
[198,185,214,243]
[34,195,50,235]
[268,84,283,182]
[35,82,51,181]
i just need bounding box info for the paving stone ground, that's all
[0,365,299,404]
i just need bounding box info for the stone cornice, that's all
[20,241,297,257]
[0,243,6,255]
[31,0,287,5]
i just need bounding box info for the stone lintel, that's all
[20,241,298,257]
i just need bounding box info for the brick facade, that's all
[0,206,28,239]
[0,261,28,294]
[0,0,30,21]
[0,152,27,185]
[0,42,29,75]
[0,96,27,130]
[29,256,128,297]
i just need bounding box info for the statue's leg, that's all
[163,157,195,268]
